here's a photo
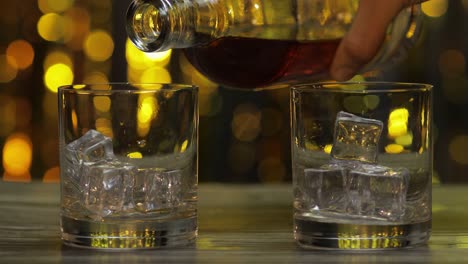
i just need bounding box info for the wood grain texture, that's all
[0,182,467,263]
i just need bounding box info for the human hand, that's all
[330,0,428,81]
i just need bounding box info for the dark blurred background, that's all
[0,0,465,184]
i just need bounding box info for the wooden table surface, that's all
[0,182,467,263]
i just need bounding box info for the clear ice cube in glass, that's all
[304,163,347,212]
[133,168,183,213]
[331,111,383,163]
[347,164,409,221]
[80,161,136,220]
[66,129,115,164]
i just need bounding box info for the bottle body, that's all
[127,0,423,88]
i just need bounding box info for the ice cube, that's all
[66,129,115,164]
[347,164,409,221]
[304,164,347,212]
[331,111,383,164]
[80,161,136,220]
[133,168,183,213]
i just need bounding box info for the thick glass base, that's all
[61,215,197,249]
[294,217,431,250]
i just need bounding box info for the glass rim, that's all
[58,82,198,94]
[291,81,433,93]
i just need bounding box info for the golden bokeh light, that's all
[231,103,262,142]
[422,0,448,18]
[84,30,114,61]
[388,108,409,138]
[363,95,380,110]
[95,117,113,138]
[127,152,143,159]
[46,0,74,13]
[126,38,172,69]
[38,0,53,14]
[179,53,219,116]
[324,144,333,154]
[44,50,73,70]
[37,13,72,42]
[83,71,109,84]
[385,144,404,154]
[395,133,413,147]
[65,7,91,51]
[343,95,365,114]
[140,66,172,83]
[449,135,468,165]
[93,96,111,113]
[3,133,33,178]
[138,96,158,124]
[0,54,18,83]
[6,40,35,70]
[44,63,74,93]
[137,96,158,137]
[0,96,16,136]
[43,166,60,183]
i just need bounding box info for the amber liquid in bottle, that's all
[184,37,341,88]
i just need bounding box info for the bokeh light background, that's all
[0,0,466,183]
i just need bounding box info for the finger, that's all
[330,0,424,81]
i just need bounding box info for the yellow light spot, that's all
[38,0,53,13]
[422,0,448,18]
[388,108,409,138]
[126,38,172,69]
[46,0,74,13]
[3,133,32,177]
[83,71,108,84]
[343,95,365,114]
[0,54,18,83]
[95,118,113,138]
[231,103,261,142]
[44,50,73,70]
[180,140,189,152]
[138,96,157,124]
[363,95,380,110]
[73,84,86,89]
[93,96,111,113]
[64,7,91,51]
[37,13,71,42]
[305,142,319,150]
[84,30,114,62]
[44,63,74,93]
[388,121,407,138]
[449,135,468,165]
[385,144,404,154]
[324,144,333,154]
[43,166,60,183]
[71,110,78,135]
[127,152,143,159]
[6,40,35,70]
[395,133,413,147]
[140,66,172,83]
[0,96,16,136]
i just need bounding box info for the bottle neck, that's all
[127,0,204,52]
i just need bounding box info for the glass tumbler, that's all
[58,83,198,249]
[290,82,432,249]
